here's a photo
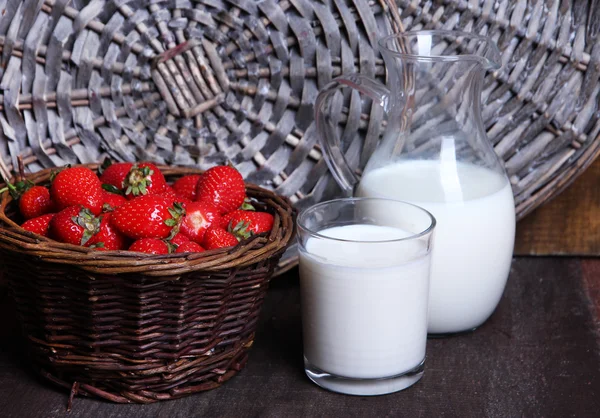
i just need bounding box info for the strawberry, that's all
[219,211,236,229]
[49,206,100,246]
[226,210,274,237]
[160,186,189,206]
[99,162,133,191]
[21,213,55,237]
[111,194,179,239]
[202,226,239,250]
[51,167,103,215]
[175,241,205,253]
[123,162,167,199]
[173,174,201,201]
[169,232,190,247]
[86,213,128,251]
[19,186,55,219]
[129,238,169,254]
[195,166,246,214]
[179,201,220,243]
[101,190,127,212]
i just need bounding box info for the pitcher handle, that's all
[314,74,391,195]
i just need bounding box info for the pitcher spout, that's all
[379,30,501,71]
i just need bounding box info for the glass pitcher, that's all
[314,31,516,336]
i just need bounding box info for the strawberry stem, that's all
[102,184,124,195]
[124,165,154,197]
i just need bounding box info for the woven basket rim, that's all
[0,164,294,277]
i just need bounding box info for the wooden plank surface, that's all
[0,258,598,417]
[515,157,600,255]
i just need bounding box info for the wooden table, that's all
[1,258,599,417]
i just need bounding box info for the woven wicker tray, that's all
[1,0,599,273]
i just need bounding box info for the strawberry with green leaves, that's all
[221,210,274,237]
[21,213,55,237]
[195,166,246,214]
[123,162,167,199]
[99,162,133,192]
[202,226,239,250]
[111,194,179,240]
[173,174,201,201]
[129,238,170,254]
[86,213,128,251]
[51,167,103,215]
[179,201,220,243]
[49,205,100,246]
[101,190,127,212]
[19,185,55,219]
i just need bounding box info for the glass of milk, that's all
[297,197,436,396]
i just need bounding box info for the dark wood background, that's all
[515,157,600,256]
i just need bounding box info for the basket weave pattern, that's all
[0,165,294,403]
[0,0,599,224]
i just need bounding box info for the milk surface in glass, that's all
[356,160,515,334]
[300,224,431,381]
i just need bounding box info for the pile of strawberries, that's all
[7,162,274,255]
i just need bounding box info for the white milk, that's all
[356,160,515,334]
[299,224,431,389]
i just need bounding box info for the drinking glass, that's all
[297,197,435,396]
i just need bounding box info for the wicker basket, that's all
[0,164,294,404]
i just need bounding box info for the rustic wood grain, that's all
[515,157,600,256]
[582,258,600,323]
[0,258,599,417]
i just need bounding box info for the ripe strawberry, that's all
[129,238,169,254]
[169,232,190,247]
[219,211,236,229]
[123,162,167,199]
[51,167,103,215]
[111,194,179,239]
[175,241,205,253]
[227,210,274,237]
[101,190,127,212]
[49,206,100,245]
[19,186,55,219]
[173,174,201,201]
[86,213,128,251]
[99,162,133,191]
[195,166,246,214]
[160,186,189,206]
[179,201,220,243]
[202,226,239,250]
[21,213,55,237]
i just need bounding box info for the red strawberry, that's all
[170,232,190,247]
[111,194,179,239]
[19,186,55,219]
[175,241,205,253]
[51,167,103,215]
[129,238,169,254]
[49,205,100,245]
[160,186,189,206]
[219,211,236,229]
[173,174,201,201]
[99,162,133,191]
[202,226,239,250]
[21,213,55,237]
[195,166,246,214]
[123,162,167,199]
[227,210,274,237]
[86,213,128,251]
[179,201,220,243]
[101,190,127,212]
